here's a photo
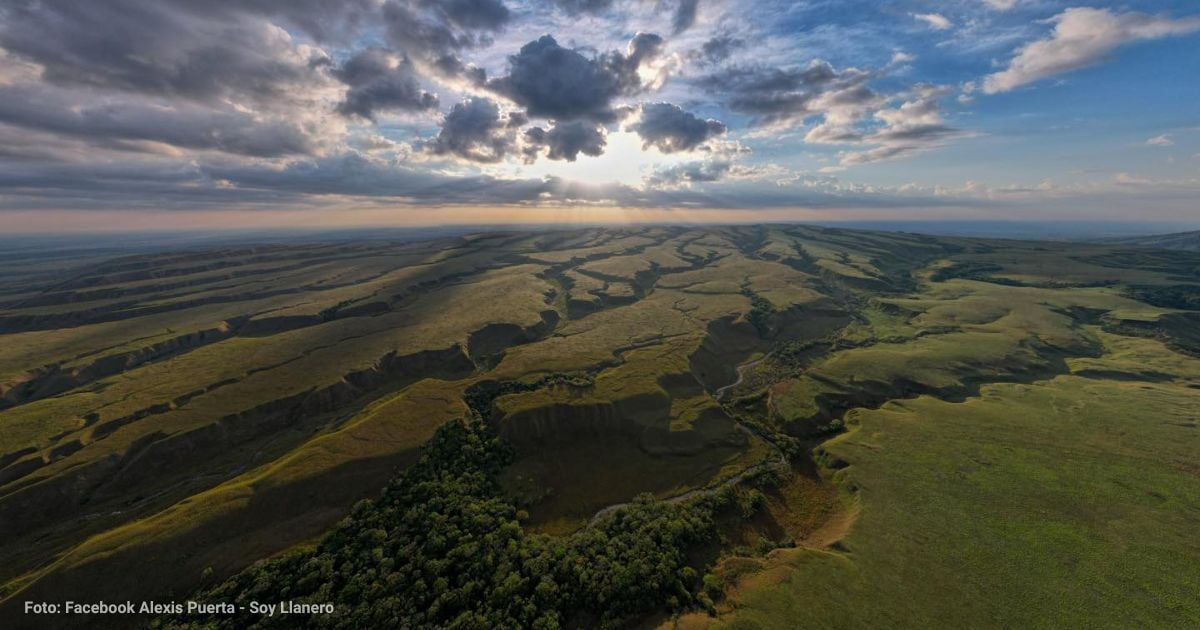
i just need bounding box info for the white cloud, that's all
[913,13,952,30]
[983,0,1018,10]
[1114,172,1154,186]
[1145,134,1174,146]
[836,85,969,166]
[983,8,1200,94]
[957,80,977,104]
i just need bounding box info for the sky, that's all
[0,0,1198,233]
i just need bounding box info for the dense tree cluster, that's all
[741,288,774,337]
[156,419,715,629]
[928,262,1024,286]
[1126,284,1200,311]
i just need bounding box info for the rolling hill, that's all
[1096,229,1200,252]
[1,225,1198,628]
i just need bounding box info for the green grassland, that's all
[1,225,1198,628]
[676,239,1200,629]
[696,357,1200,628]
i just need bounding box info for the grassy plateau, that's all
[0,225,1196,628]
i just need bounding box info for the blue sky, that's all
[0,0,1197,231]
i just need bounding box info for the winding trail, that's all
[714,351,773,401]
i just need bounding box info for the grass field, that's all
[691,365,1200,628]
[1,225,1198,628]
[673,239,1200,629]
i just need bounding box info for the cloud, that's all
[836,85,966,166]
[982,0,1018,10]
[0,84,329,157]
[542,0,614,16]
[334,49,439,120]
[426,97,518,163]
[522,122,607,162]
[0,1,351,161]
[161,0,381,45]
[983,8,1200,94]
[645,160,732,187]
[627,103,726,153]
[673,0,701,34]
[913,13,952,31]
[1145,134,1174,147]
[380,0,509,80]
[487,33,663,122]
[641,137,754,187]
[695,35,744,65]
[696,60,871,127]
[0,1,329,105]
[0,0,1188,221]
[697,52,965,167]
[801,82,887,144]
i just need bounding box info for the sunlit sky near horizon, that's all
[0,0,1198,232]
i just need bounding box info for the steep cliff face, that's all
[496,380,745,459]
[0,225,911,620]
[0,320,244,410]
[0,344,475,542]
[468,310,560,363]
[689,316,761,392]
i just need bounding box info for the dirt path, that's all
[714,351,772,401]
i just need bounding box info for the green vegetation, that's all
[1125,284,1200,310]
[158,419,718,629]
[740,288,774,337]
[706,364,1200,628]
[2,225,1199,629]
[677,240,1200,629]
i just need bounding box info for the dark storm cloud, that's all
[383,2,473,59]
[0,85,320,157]
[436,0,511,29]
[487,33,663,122]
[204,0,381,43]
[0,0,326,105]
[696,35,743,64]
[334,49,439,120]
[673,0,700,33]
[696,60,874,126]
[0,0,991,215]
[625,32,667,68]
[629,103,725,153]
[381,0,509,80]
[426,97,517,163]
[523,122,607,162]
[542,0,614,15]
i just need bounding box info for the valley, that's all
[0,225,1197,628]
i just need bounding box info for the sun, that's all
[495,130,688,187]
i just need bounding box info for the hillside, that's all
[1,225,1198,628]
[1098,229,1200,251]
